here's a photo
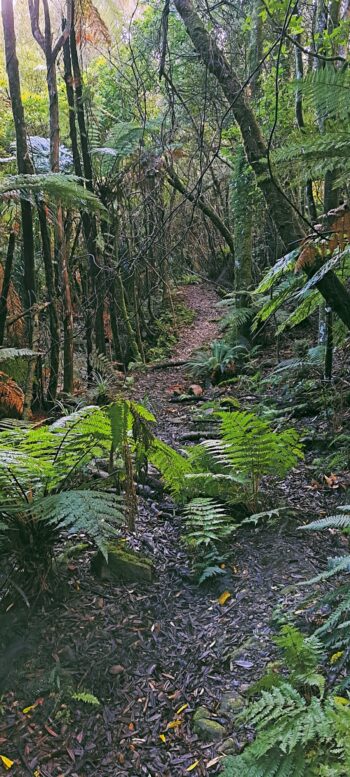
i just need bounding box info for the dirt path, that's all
[131,283,220,441]
[1,284,344,777]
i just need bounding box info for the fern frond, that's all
[71,690,100,705]
[183,497,236,548]
[5,490,125,558]
[217,410,303,480]
[252,275,301,330]
[0,174,107,215]
[276,290,321,334]
[149,438,192,498]
[301,510,350,531]
[254,249,300,294]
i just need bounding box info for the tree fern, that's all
[149,438,192,499]
[252,275,302,331]
[0,173,107,215]
[254,249,300,294]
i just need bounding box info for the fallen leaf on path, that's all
[109,664,125,675]
[235,659,254,669]
[186,760,200,771]
[0,755,14,769]
[207,757,221,768]
[189,384,203,397]
[218,591,231,605]
[176,703,189,714]
[22,698,44,714]
[166,719,182,729]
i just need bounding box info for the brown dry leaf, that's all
[188,384,203,397]
[207,757,221,769]
[324,473,339,488]
[295,242,317,272]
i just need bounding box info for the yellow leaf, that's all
[218,591,231,605]
[0,755,14,769]
[22,703,37,714]
[186,761,200,772]
[330,651,344,664]
[176,703,189,715]
[334,696,350,706]
[166,719,182,729]
[159,734,166,743]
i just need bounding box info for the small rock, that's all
[193,705,211,722]
[109,664,125,676]
[91,543,154,583]
[219,692,244,719]
[194,717,226,742]
[218,737,237,754]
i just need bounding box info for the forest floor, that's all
[0,283,347,777]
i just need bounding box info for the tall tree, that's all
[1,0,36,343]
[172,0,350,329]
[28,0,74,393]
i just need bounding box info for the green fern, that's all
[186,340,239,382]
[0,399,159,591]
[149,438,192,499]
[71,691,100,705]
[183,497,236,549]
[221,625,350,777]
[0,173,107,215]
[206,410,303,502]
[300,506,350,657]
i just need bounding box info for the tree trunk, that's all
[1,0,36,344]
[165,165,235,257]
[69,15,106,354]
[294,10,317,220]
[37,203,60,402]
[28,0,74,393]
[0,231,15,345]
[249,0,263,98]
[231,146,254,340]
[173,0,350,329]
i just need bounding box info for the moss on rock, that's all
[91,543,154,583]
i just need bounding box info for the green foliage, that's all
[71,691,100,706]
[186,340,239,383]
[151,408,302,512]
[204,410,302,503]
[270,345,326,383]
[149,438,192,499]
[221,626,350,777]
[0,399,157,591]
[183,497,236,549]
[300,506,350,655]
[0,174,107,215]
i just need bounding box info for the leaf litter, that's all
[0,284,346,776]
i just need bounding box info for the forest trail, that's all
[1,284,343,777]
[131,282,221,441]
